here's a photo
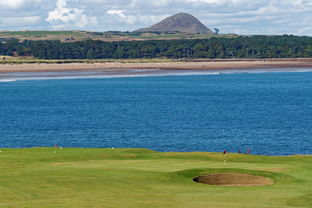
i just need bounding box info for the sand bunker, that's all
[193,173,273,186]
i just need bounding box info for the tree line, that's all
[1,35,312,59]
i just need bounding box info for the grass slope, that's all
[0,148,311,208]
[0,30,234,42]
[0,56,174,64]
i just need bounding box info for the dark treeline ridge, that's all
[1,35,312,59]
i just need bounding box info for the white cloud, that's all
[0,0,25,8]
[107,9,168,25]
[1,0,312,35]
[46,0,97,29]
[107,10,126,18]
[106,10,137,24]
[182,0,226,4]
[0,0,43,9]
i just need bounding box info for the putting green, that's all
[0,148,311,208]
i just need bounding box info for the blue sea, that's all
[1,69,312,155]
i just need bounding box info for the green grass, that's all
[0,31,87,41]
[0,148,311,208]
[0,31,80,36]
[0,30,237,42]
[288,194,312,207]
[133,33,235,40]
[0,57,175,64]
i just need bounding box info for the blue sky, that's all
[0,0,312,35]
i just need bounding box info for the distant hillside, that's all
[136,13,213,34]
[0,30,226,42]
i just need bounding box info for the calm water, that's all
[1,71,312,155]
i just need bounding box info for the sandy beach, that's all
[0,59,312,74]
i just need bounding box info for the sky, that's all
[0,0,312,36]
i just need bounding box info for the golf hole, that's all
[193,173,273,186]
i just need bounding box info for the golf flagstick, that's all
[223,150,227,168]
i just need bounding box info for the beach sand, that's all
[1,59,312,74]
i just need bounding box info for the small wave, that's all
[0,72,222,82]
[0,79,17,82]
[1,68,312,82]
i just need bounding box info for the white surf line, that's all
[0,71,221,82]
[1,68,312,82]
[0,79,17,82]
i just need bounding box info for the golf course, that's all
[0,148,311,208]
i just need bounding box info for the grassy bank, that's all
[0,56,175,64]
[0,148,311,208]
[1,56,312,65]
[0,30,230,42]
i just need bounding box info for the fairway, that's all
[0,148,311,208]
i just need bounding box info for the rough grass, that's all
[0,148,311,208]
[0,57,175,64]
[0,31,80,36]
[288,194,312,207]
[0,30,236,42]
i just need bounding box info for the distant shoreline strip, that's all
[1,68,312,82]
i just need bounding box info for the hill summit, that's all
[136,13,213,34]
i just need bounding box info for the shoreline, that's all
[1,59,312,74]
[0,147,311,156]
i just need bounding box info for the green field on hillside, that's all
[0,30,233,42]
[0,148,311,208]
[0,31,87,41]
